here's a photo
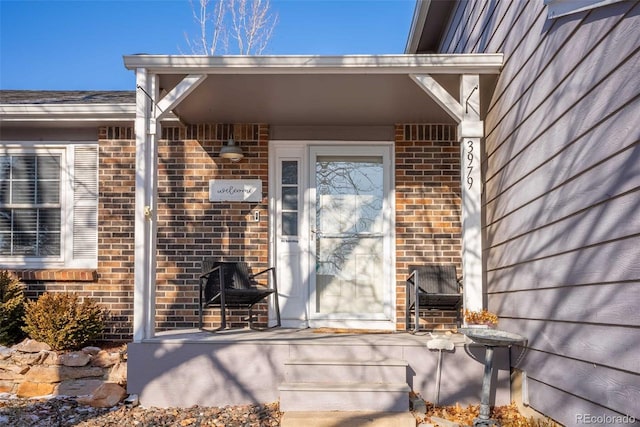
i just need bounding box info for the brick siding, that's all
[15,131,137,341]
[395,124,462,331]
[13,122,462,339]
[155,124,270,330]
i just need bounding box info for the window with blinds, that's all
[0,153,62,256]
[0,145,98,268]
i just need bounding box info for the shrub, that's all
[0,271,26,346]
[23,292,105,351]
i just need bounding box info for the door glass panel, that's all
[282,212,298,236]
[281,160,298,237]
[315,155,384,314]
[282,187,298,210]
[282,161,298,185]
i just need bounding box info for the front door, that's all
[271,143,394,329]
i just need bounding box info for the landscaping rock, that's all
[56,378,104,397]
[77,382,126,408]
[107,361,127,385]
[12,339,51,353]
[0,339,128,404]
[82,346,101,356]
[10,350,47,366]
[16,381,56,397]
[41,351,61,365]
[59,351,91,367]
[25,365,104,383]
[0,369,23,381]
[0,360,29,375]
[91,350,120,368]
[0,346,11,360]
[410,394,428,414]
[0,380,15,393]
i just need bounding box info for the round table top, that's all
[458,328,526,346]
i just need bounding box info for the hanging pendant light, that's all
[219,137,244,162]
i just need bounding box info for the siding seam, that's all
[485,232,640,270]
[485,5,639,163]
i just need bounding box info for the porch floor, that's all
[148,327,467,346]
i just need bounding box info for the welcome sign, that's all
[209,179,262,202]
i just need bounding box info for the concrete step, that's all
[279,382,411,412]
[287,343,406,360]
[280,411,417,427]
[283,359,408,384]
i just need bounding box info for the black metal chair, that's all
[199,260,281,330]
[405,264,462,332]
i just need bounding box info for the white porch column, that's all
[132,73,207,342]
[410,73,484,313]
[459,74,483,313]
[133,68,157,342]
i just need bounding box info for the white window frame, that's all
[544,0,626,19]
[0,142,98,269]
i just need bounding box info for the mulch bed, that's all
[1,395,556,427]
[0,397,280,427]
[418,401,557,426]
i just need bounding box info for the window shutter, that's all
[73,147,98,261]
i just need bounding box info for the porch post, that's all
[132,73,207,342]
[410,73,484,313]
[458,74,483,313]
[133,68,158,342]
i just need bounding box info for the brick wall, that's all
[13,128,137,341]
[13,122,462,339]
[97,123,271,334]
[155,124,270,330]
[395,124,462,331]
[97,129,137,339]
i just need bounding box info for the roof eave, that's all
[123,53,503,75]
[405,1,458,54]
[405,0,431,54]
[0,103,137,125]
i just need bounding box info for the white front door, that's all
[270,142,394,330]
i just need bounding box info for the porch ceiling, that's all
[160,73,458,126]
[125,54,503,126]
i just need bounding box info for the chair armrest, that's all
[406,270,416,283]
[251,267,278,292]
[250,266,274,278]
[406,270,429,295]
[200,265,222,279]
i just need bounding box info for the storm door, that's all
[309,146,393,326]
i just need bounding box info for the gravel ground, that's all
[0,395,281,427]
[0,394,552,427]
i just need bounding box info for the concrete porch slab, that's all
[127,328,512,409]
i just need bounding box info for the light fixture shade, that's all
[219,138,244,162]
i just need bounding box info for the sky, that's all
[0,0,417,90]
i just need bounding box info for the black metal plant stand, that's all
[459,328,526,427]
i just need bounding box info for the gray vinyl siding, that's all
[434,1,640,424]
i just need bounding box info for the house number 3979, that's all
[466,140,474,190]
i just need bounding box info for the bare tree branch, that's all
[184,0,277,55]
